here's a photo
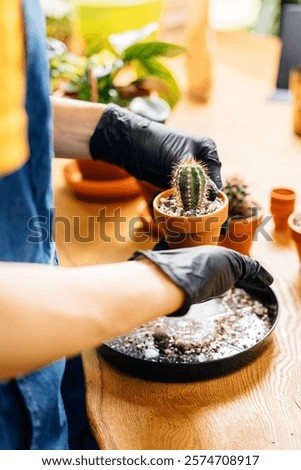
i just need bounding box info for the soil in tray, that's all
[104,288,276,364]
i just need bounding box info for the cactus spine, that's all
[172,156,208,212]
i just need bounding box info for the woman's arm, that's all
[0,260,184,380]
[51,96,106,159]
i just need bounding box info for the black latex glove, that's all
[89,104,222,200]
[130,245,273,316]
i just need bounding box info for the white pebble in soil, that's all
[158,195,224,217]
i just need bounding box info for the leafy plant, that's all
[49,23,186,108]
[49,52,87,94]
[171,157,209,212]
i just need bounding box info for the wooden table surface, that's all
[53,30,301,450]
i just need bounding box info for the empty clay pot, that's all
[64,159,141,202]
[288,212,301,263]
[270,187,296,231]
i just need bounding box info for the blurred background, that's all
[45,0,301,155]
[48,1,301,265]
[43,0,301,109]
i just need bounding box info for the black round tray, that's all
[99,284,279,382]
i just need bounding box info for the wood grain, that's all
[53,29,301,450]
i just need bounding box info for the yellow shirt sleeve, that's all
[0,0,29,176]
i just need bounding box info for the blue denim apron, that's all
[0,0,68,449]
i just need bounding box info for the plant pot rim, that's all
[270,187,296,200]
[153,188,228,221]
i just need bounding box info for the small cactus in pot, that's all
[171,156,209,213]
[223,176,253,218]
[152,156,228,248]
[219,175,263,256]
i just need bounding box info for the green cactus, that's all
[171,156,208,212]
[223,176,250,217]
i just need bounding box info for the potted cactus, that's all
[218,176,263,256]
[152,157,228,248]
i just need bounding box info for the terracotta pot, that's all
[288,212,301,263]
[153,189,228,249]
[270,187,296,231]
[218,205,263,256]
[64,159,141,202]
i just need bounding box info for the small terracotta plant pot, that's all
[288,212,301,263]
[153,188,228,249]
[64,159,141,202]
[218,205,263,256]
[270,187,296,231]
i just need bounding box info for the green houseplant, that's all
[218,176,263,256]
[49,24,186,110]
[152,157,228,248]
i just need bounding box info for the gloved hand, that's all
[89,104,222,200]
[130,245,273,316]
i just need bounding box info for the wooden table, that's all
[53,30,301,450]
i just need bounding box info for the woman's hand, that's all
[130,245,274,316]
[89,104,222,199]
